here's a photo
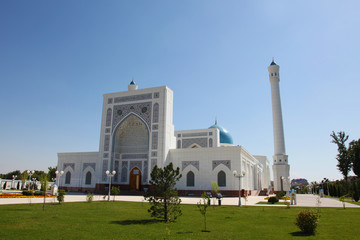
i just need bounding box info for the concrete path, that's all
[0,192,359,208]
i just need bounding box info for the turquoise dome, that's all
[209,122,234,144]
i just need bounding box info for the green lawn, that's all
[0,201,359,239]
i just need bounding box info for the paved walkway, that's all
[0,193,359,208]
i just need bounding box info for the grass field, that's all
[1,201,359,239]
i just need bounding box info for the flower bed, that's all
[0,193,55,198]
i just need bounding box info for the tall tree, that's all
[145,163,182,222]
[331,131,351,180]
[349,139,360,178]
[47,166,57,181]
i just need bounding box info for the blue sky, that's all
[1,0,359,182]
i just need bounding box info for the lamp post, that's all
[55,170,64,187]
[27,170,35,191]
[233,170,246,207]
[327,181,330,197]
[12,175,17,189]
[32,178,37,190]
[106,170,116,201]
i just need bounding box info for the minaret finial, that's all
[215,117,217,125]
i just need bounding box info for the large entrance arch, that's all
[129,167,142,191]
[113,114,149,154]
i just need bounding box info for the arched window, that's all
[85,171,91,185]
[209,138,213,148]
[153,103,159,123]
[187,171,195,187]
[177,140,181,149]
[65,172,71,184]
[217,171,226,187]
[106,108,112,126]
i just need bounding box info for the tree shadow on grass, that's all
[176,231,194,234]
[290,231,314,237]
[110,219,162,225]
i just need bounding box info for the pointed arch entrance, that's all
[129,167,142,191]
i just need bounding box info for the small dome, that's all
[209,122,234,144]
[130,80,136,85]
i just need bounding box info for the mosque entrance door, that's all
[129,167,141,191]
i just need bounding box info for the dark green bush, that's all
[276,191,286,199]
[34,191,44,196]
[57,189,66,204]
[22,190,33,196]
[295,210,318,235]
[268,197,279,204]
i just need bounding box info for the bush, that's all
[86,193,94,203]
[295,210,318,235]
[57,190,66,204]
[110,186,120,195]
[276,191,286,199]
[34,191,44,196]
[268,197,279,204]
[22,190,33,196]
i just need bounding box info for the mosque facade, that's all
[57,62,289,195]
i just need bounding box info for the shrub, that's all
[268,197,279,204]
[86,193,94,203]
[295,210,318,235]
[110,186,120,195]
[34,191,44,196]
[22,190,33,196]
[276,191,286,199]
[57,190,66,204]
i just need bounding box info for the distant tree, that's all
[145,163,182,222]
[20,171,28,189]
[2,170,21,179]
[47,166,57,181]
[331,131,351,180]
[349,139,360,178]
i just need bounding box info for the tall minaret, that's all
[268,60,290,192]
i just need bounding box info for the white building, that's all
[57,62,289,195]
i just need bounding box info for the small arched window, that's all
[65,172,71,184]
[187,171,195,187]
[177,140,181,149]
[85,171,92,185]
[218,171,226,187]
[209,138,213,148]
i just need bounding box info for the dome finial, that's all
[270,58,277,66]
[130,77,136,85]
[215,117,217,125]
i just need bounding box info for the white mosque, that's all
[57,61,290,195]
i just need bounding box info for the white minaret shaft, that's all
[268,60,290,192]
[268,63,286,155]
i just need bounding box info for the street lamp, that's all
[27,170,35,190]
[106,170,116,201]
[55,170,64,187]
[233,170,246,207]
[12,175,17,189]
[32,178,36,190]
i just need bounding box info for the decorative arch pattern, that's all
[209,138,213,147]
[106,108,112,126]
[153,103,159,123]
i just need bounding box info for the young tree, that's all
[197,192,210,232]
[331,131,351,180]
[40,173,48,211]
[145,163,182,222]
[349,139,360,178]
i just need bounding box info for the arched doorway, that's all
[129,167,142,191]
